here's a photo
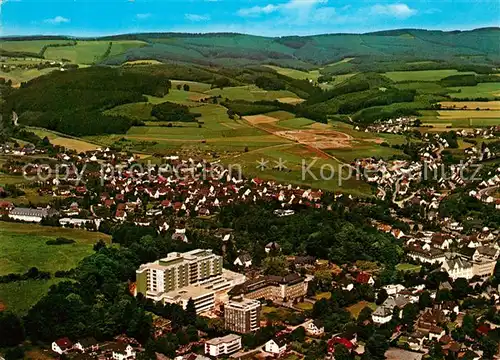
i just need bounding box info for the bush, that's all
[46,237,76,245]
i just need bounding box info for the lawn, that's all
[295,302,313,311]
[384,69,475,82]
[0,278,65,314]
[347,301,377,319]
[314,292,332,300]
[0,221,111,275]
[396,263,422,272]
[448,82,500,100]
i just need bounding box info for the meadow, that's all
[263,65,320,81]
[448,82,500,100]
[0,279,67,314]
[0,40,71,54]
[44,40,147,64]
[29,128,100,152]
[0,221,111,275]
[206,85,302,102]
[383,69,475,82]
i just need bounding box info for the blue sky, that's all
[1,0,499,37]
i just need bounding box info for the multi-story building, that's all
[224,297,261,333]
[204,334,241,357]
[135,249,244,314]
[229,274,308,303]
[136,249,223,298]
[441,258,473,280]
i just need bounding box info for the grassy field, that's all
[0,221,111,275]
[0,278,65,314]
[347,301,377,319]
[44,40,147,64]
[277,117,315,129]
[439,100,500,110]
[206,85,301,102]
[326,141,403,163]
[396,263,422,272]
[171,80,212,93]
[0,40,71,53]
[0,67,57,86]
[264,111,296,120]
[314,292,332,300]
[448,82,500,100]
[264,65,320,81]
[384,69,475,82]
[104,102,156,121]
[29,128,100,152]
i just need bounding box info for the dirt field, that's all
[274,129,352,149]
[243,114,280,124]
[277,97,305,104]
[49,137,100,152]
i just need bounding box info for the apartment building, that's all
[204,334,242,357]
[136,249,223,297]
[135,249,244,314]
[229,273,308,303]
[224,297,261,333]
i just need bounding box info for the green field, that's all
[448,82,500,100]
[0,221,111,275]
[44,40,147,64]
[0,278,65,314]
[396,263,422,272]
[264,65,320,81]
[347,301,377,318]
[384,69,475,82]
[0,67,57,86]
[104,102,156,120]
[0,40,72,54]
[206,85,301,102]
[170,80,212,93]
[277,117,315,129]
[327,142,403,163]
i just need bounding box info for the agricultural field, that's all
[439,101,500,110]
[0,67,57,86]
[206,85,302,102]
[0,39,71,54]
[0,221,111,275]
[383,69,475,82]
[264,65,320,81]
[29,128,100,152]
[448,82,500,100]
[170,80,212,93]
[277,117,315,129]
[104,102,156,121]
[44,40,147,64]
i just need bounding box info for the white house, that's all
[111,343,136,360]
[306,320,325,336]
[382,284,405,296]
[233,253,252,268]
[441,258,474,280]
[74,338,99,353]
[52,338,73,354]
[372,306,393,324]
[265,337,287,355]
[9,207,57,223]
[204,334,241,357]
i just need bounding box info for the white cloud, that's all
[44,16,70,24]
[371,3,417,18]
[185,13,211,22]
[136,13,151,20]
[237,4,279,17]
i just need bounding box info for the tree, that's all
[401,303,418,330]
[93,239,107,252]
[418,291,432,310]
[375,289,388,305]
[4,346,25,360]
[333,344,353,360]
[289,326,306,342]
[479,336,499,360]
[358,307,374,323]
[461,314,476,338]
[262,255,288,276]
[183,84,190,91]
[452,278,471,299]
[0,312,25,347]
[365,333,389,360]
[185,298,197,326]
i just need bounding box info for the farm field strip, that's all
[383,69,475,82]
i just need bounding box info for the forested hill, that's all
[2,28,499,70]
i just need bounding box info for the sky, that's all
[1,0,499,37]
